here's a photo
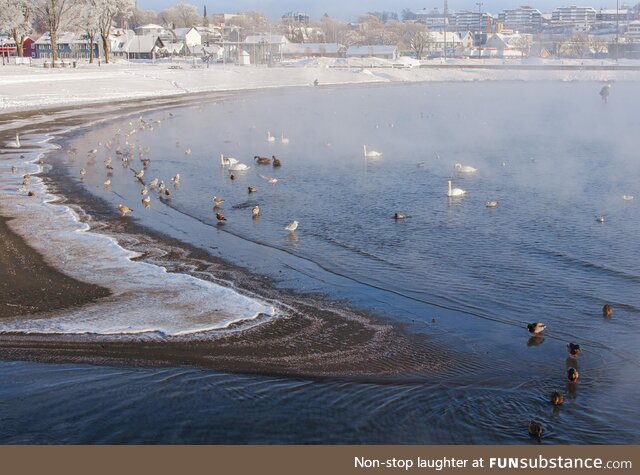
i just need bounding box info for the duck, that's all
[141,187,148,196]
[485,200,498,208]
[212,196,224,207]
[252,206,260,218]
[117,204,133,216]
[447,180,466,197]
[79,168,86,178]
[567,343,582,357]
[550,391,564,406]
[567,367,579,383]
[171,173,180,185]
[602,304,613,318]
[149,178,158,188]
[254,155,271,165]
[622,195,634,201]
[281,133,289,144]
[596,216,605,223]
[7,132,21,149]
[527,322,546,335]
[272,155,281,167]
[216,213,226,222]
[528,420,544,439]
[363,145,382,158]
[134,169,144,181]
[103,179,111,187]
[142,196,151,208]
[248,186,257,193]
[285,220,299,232]
[267,132,275,143]
[454,163,477,173]
[393,213,409,220]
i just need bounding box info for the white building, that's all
[498,6,543,33]
[173,27,201,48]
[551,6,597,26]
[346,45,398,60]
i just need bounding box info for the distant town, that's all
[2,2,640,66]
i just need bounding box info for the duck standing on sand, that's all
[527,322,546,335]
[117,204,132,216]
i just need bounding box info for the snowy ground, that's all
[2,57,640,114]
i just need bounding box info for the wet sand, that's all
[0,101,469,381]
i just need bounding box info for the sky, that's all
[137,1,626,21]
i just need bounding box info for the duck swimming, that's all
[602,304,613,318]
[567,343,581,357]
[567,367,579,383]
[528,420,544,439]
[550,391,564,406]
[527,322,546,335]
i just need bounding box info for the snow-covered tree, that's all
[86,0,134,63]
[31,0,78,66]
[0,0,33,57]
[77,2,98,62]
[159,2,199,28]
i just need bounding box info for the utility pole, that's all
[444,0,448,60]
[615,0,619,61]
[476,1,483,58]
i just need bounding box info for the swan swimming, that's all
[447,180,466,197]
[7,133,21,149]
[228,162,250,171]
[454,163,477,173]
[281,133,289,144]
[220,154,238,166]
[267,132,275,143]
[363,145,382,158]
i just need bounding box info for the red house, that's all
[0,36,34,57]
[23,37,34,57]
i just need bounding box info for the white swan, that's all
[229,162,250,171]
[281,133,289,144]
[220,154,238,166]
[7,133,21,149]
[447,180,466,197]
[363,145,382,158]
[267,132,275,143]
[454,163,477,173]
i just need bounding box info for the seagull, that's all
[141,187,148,196]
[88,148,98,154]
[393,213,409,219]
[142,196,151,208]
[485,200,498,208]
[134,169,144,181]
[596,216,605,223]
[623,195,634,201]
[7,133,21,149]
[216,212,226,222]
[171,173,180,185]
[104,157,112,167]
[527,322,546,335]
[212,196,224,207]
[117,204,133,216]
[285,220,299,232]
[185,149,191,155]
[103,179,111,187]
[149,178,159,188]
[252,206,260,218]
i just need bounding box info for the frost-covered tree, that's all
[86,0,133,63]
[159,2,199,28]
[31,0,78,65]
[77,2,98,62]
[0,0,33,57]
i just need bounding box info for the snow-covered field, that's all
[2,57,640,114]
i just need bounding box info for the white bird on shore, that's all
[141,186,148,196]
[285,220,299,232]
[363,145,382,158]
[281,133,290,144]
[103,179,111,187]
[212,196,225,207]
[134,169,144,181]
[149,178,159,188]
[267,132,275,143]
[447,180,466,197]
[454,163,477,173]
[7,133,21,149]
[623,195,634,201]
[142,196,151,208]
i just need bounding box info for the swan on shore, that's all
[454,163,477,173]
[447,180,466,197]
[363,145,382,158]
[7,133,21,149]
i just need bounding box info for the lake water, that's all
[1,81,639,443]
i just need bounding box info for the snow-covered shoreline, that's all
[3,58,640,114]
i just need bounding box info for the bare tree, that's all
[0,0,33,57]
[31,0,77,66]
[128,8,158,29]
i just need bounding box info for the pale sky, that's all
[138,1,626,21]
